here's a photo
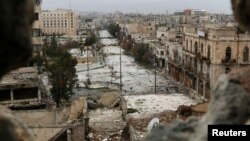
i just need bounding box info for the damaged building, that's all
[0,67,46,109]
[165,25,250,101]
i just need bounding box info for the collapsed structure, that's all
[0,67,44,109]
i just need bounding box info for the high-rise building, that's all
[42,9,79,36]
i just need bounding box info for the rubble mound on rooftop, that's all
[97,91,121,108]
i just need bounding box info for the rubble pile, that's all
[87,129,123,141]
[128,111,177,132]
[97,92,121,108]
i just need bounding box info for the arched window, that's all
[201,43,204,55]
[190,40,193,52]
[207,45,211,59]
[225,47,231,62]
[243,46,249,62]
[186,39,188,50]
[195,42,198,54]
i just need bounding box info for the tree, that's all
[85,32,97,46]
[44,35,63,58]
[48,52,78,107]
[108,23,120,37]
[45,37,78,107]
[63,40,79,49]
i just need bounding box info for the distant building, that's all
[42,9,79,36]
[193,10,207,17]
[123,21,156,40]
[167,25,250,100]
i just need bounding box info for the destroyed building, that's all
[0,67,46,109]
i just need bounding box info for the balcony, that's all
[221,58,236,65]
[197,52,202,59]
[201,56,211,64]
[183,48,194,55]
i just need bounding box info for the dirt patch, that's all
[68,97,87,121]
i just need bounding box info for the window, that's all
[195,42,198,54]
[225,47,232,62]
[161,51,164,55]
[207,45,211,59]
[32,29,41,37]
[201,43,204,55]
[35,0,41,5]
[33,13,39,21]
[243,46,249,62]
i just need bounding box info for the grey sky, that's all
[42,0,232,14]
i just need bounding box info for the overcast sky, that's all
[42,0,232,14]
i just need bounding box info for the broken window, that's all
[225,47,232,62]
[243,46,249,62]
[13,88,38,100]
[0,90,11,102]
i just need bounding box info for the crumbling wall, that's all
[0,106,33,141]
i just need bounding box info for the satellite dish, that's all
[147,118,160,134]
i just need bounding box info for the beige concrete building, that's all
[124,21,156,39]
[32,0,43,51]
[181,25,250,99]
[42,9,79,36]
[165,25,250,101]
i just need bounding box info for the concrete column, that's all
[67,129,72,141]
[196,77,199,93]
[203,81,206,98]
[38,88,41,101]
[10,88,14,104]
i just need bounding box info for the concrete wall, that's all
[13,107,70,126]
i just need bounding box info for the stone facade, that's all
[182,25,250,99]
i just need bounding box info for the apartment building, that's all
[172,25,250,100]
[42,9,79,36]
[32,0,43,52]
[123,21,156,40]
